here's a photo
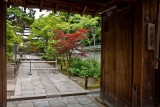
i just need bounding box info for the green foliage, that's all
[29,12,101,63]
[29,12,101,55]
[68,14,101,46]
[29,13,61,53]
[69,58,100,78]
[7,7,35,33]
[6,20,22,62]
[6,7,35,62]
[42,45,57,60]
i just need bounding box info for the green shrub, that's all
[69,57,100,78]
[42,55,53,61]
[42,45,57,61]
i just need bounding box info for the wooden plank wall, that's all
[141,0,157,106]
[0,1,7,107]
[101,6,133,107]
[132,1,144,107]
[101,0,158,107]
[126,0,158,106]
[155,1,160,106]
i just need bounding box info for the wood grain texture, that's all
[101,6,133,107]
[0,1,6,107]
[141,0,157,106]
[155,1,160,106]
[132,1,143,107]
[100,14,106,101]
[8,0,108,16]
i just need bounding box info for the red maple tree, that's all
[53,28,88,66]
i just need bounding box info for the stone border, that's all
[7,91,90,101]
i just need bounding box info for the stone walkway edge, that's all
[7,90,90,101]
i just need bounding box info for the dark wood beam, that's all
[68,0,106,6]
[7,0,10,7]
[9,0,107,16]
[98,0,136,15]
[23,0,27,11]
[81,6,87,16]
[9,0,102,8]
[0,0,6,107]
[98,0,121,15]
[68,4,73,15]
[54,2,59,14]
[40,0,44,12]
[122,0,137,2]
[92,8,100,17]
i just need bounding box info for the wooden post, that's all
[85,75,88,89]
[69,69,71,78]
[0,0,6,107]
[61,64,62,71]
[29,59,32,75]
[55,59,57,68]
[55,59,58,73]
[14,44,17,77]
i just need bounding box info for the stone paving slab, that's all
[54,82,69,92]
[38,70,59,93]
[7,85,15,92]
[7,95,106,107]
[12,55,86,99]
[21,54,42,60]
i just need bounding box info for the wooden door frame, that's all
[0,0,7,107]
[155,1,160,106]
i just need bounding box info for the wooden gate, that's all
[101,7,133,107]
[0,1,6,107]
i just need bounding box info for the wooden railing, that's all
[21,59,58,75]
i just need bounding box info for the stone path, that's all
[10,54,86,99]
[21,54,42,60]
[7,95,105,107]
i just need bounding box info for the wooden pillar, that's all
[100,13,106,102]
[141,0,157,106]
[0,0,7,107]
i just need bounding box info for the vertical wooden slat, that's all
[101,7,133,107]
[114,7,133,107]
[0,0,6,107]
[54,2,59,14]
[23,0,26,11]
[141,0,157,106]
[68,5,73,15]
[100,14,106,102]
[155,0,160,69]
[132,1,143,107]
[155,1,160,106]
[40,0,43,12]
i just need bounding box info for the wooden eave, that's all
[7,0,136,16]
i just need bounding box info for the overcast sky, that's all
[33,8,51,19]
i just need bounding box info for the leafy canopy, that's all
[53,28,88,57]
[6,7,35,62]
[28,13,61,52]
[7,7,35,33]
